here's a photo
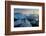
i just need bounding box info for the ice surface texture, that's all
[14,13,39,27]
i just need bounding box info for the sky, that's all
[14,8,39,15]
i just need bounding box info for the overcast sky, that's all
[14,8,39,15]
